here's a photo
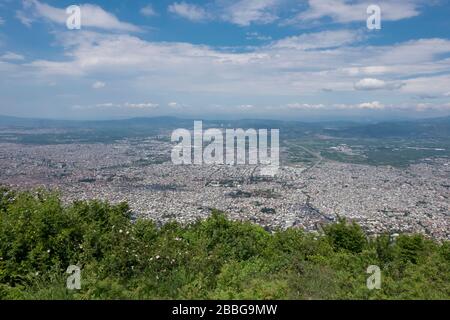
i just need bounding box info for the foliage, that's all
[323,217,367,253]
[0,188,448,300]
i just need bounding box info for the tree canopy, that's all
[0,187,449,300]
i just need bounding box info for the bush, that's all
[0,188,448,300]
[323,217,367,253]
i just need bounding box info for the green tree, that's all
[323,218,367,253]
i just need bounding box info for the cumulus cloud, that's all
[92,81,106,89]
[238,104,256,110]
[286,103,325,110]
[401,74,450,95]
[354,78,403,90]
[220,0,280,26]
[18,0,141,32]
[168,2,209,21]
[170,0,426,29]
[124,102,159,109]
[169,101,189,108]
[343,66,391,76]
[22,31,450,96]
[166,0,282,26]
[246,32,272,41]
[74,102,159,110]
[272,30,362,50]
[283,102,385,110]
[8,23,449,116]
[357,101,385,110]
[95,103,116,108]
[140,4,157,17]
[290,0,421,25]
[354,78,386,90]
[169,101,191,109]
[1,52,25,61]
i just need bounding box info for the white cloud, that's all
[357,101,385,110]
[328,101,449,112]
[284,101,385,110]
[415,103,450,112]
[166,0,428,28]
[166,0,281,26]
[16,10,34,27]
[168,2,209,21]
[92,81,106,89]
[291,0,421,24]
[354,78,387,90]
[141,5,157,17]
[95,103,116,108]
[1,52,25,61]
[343,66,391,76]
[272,30,362,50]
[168,101,189,109]
[24,31,450,94]
[286,103,325,110]
[168,102,182,108]
[19,0,141,32]
[124,102,159,109]
[238,104,255,110]
[354,78,403,90]
[246,32,272,41]
[0,17,4,25]
[221,0,280,26]
[375,39,450,65]
[13,27,450,115]
[74,102,159,110]
[400,74,450,95]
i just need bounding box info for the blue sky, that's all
[0,0,449,120]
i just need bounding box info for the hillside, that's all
[0,188,449,300]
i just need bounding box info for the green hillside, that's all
[0,187,449,300]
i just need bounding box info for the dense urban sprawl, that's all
[0,138,448,240]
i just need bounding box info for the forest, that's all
[0,187,449,300]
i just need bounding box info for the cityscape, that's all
[0,0,449,303]
[1,118,448,240]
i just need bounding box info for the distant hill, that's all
[0,115,184,128]
[0,114,449,139]
[325,116,450,139]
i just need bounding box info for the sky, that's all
[0,0,450,121]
